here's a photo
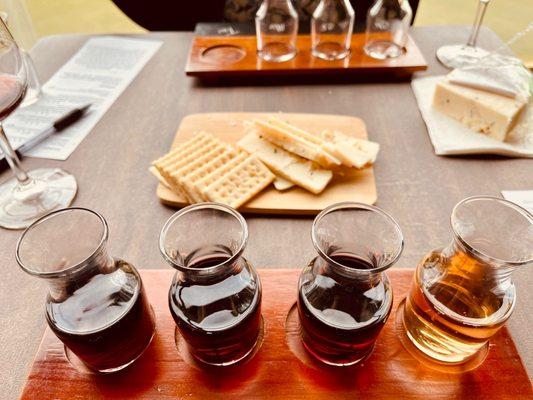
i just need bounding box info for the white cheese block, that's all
[432,79,527,142]
[237,133,332,194]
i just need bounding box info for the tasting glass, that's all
[0,18,76,230]
[311,0,355,61]
[16,207,156,374]
[160,203,262,366]
[297,202,403,366]
[364,0,412,60]
[398,196,533,368]
[255,0,298,62]
[436,0,491,69]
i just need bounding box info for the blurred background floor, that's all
[4,0,533,64]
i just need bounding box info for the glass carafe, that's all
[160,203,262,366]
[398,196,533,367]
[255,0,298,62]
[297,202,404,366]
[16,207,156,373]
[311,0,355,60]
[364,0,412,59]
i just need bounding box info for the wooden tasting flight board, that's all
[186,34,427,78]
[156,112,377,215]
[21,269,532,400]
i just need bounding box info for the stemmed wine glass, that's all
[0,18,76,229]
[436,0,491,69]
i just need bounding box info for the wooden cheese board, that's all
[21,268,532,399]
[155,113,378,214]
[186,34,427,78]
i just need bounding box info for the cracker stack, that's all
[152,132,274,208]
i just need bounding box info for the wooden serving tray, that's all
[21,269,532,399]
[186,34,427,78]
[156,112,377,214]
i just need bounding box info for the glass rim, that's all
[16,207,109,278]
[451,195,533,266]
[311,202,404,273]
[159,202,249,272]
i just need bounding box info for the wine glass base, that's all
[436,44,490,69]
[0,168,77,230]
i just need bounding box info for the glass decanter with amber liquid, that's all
[398,196,533,369]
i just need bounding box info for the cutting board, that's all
[20,269,532,399]
[186,34,427,78]
[155,113,377,214]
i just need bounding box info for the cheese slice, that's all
[320,130,379,168]
[253,120,340,168]
[237,133,332,194]
[273,176,294,191]
[432,79,527,142]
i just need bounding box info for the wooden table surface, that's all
[0,26,530,399]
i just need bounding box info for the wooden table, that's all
[0,26,530,399]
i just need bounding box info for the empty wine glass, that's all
[0,18,76,229]
[436,0,491,69]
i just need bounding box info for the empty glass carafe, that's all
[398,196,533,366]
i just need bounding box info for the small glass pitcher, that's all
[255,0,299,62]
[364,0,412,59]
[160,203,262,366]
[398,196,533,367]
[297,202,403,366]
[311,0,355,60]
[16,208,156,373]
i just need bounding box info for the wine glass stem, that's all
[467,0,490,47]
[0,123,29,183]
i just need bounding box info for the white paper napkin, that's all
[502,190,533,213]
[411,75,533,157]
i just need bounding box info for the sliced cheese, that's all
[273,176,295,191]
[432,79,527,142]
[320,130,380,168]
[237,133,332,195]
[253,120,340,168]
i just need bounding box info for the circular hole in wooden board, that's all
[201,45,247,64]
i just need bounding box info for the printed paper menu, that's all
[3,36,162,160]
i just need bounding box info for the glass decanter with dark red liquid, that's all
[297,202,404,366]
[160,203,262,366]
[16,208,156,373]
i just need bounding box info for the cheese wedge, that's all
[432,79,527,142]
[253,120,340,168]
[237,133,332,194]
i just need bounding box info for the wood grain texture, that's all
[186,34,428,77]
[20,269,532,400]
[156,112,377,214]
[1,27,532,400]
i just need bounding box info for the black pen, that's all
[0,104,91,170]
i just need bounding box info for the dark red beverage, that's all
[46,263,155,372]
[0,74,26,120]
[169,254,262,366]
[297,253,393,366]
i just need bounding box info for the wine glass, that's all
[0,18,76,229]
[436,0,491,69]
